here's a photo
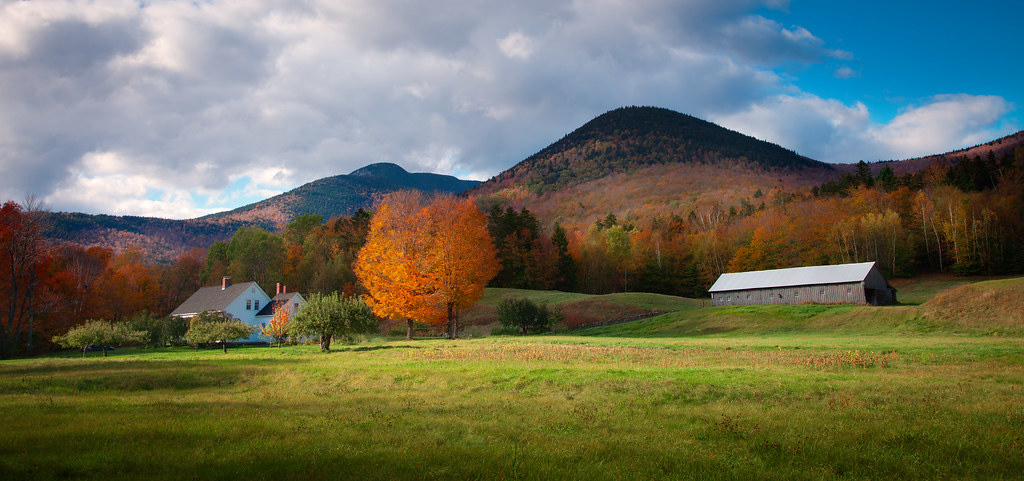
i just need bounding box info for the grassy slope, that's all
[2,277,1023,480]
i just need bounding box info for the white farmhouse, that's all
[170,277,276,343]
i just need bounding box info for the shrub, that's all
[497,297,559,334]
[127,311,189,347]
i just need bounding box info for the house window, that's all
[246,300,252,310]
[254,300,260,310]
[847,288,852,294]
[746,294,751,300]
[794,292,799,298]
[820,289,826,296]
[294,303,299,311]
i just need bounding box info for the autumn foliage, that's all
[355,192,499,339]
[261,305,291,347]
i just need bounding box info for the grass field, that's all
[1,277,1022,480]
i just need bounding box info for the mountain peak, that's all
[349,162,410,178]
[470,106,828,196]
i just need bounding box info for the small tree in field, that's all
[260,305,290,347]
[184,311,253,353]
[497,297,558,335]
[290,292,376,351]
[52,320,147,357]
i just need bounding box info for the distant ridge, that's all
[470,106,829,196]
[202,162,480,227]
[43,162,480,262]
[851,130,1024,176]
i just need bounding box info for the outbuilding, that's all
[708,261,896,306]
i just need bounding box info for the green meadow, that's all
[1,278,1022,480]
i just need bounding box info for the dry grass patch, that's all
[922,277,1024,333]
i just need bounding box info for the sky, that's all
[0,0,1020,219]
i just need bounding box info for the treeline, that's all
[481,148,1024,295]
[4,148,1022,357]
[0,199,208,357]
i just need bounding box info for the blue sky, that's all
[772,0,1022,124]
[0,0,1019,218]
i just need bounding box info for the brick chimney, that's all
[222,277,231,290]
[276,282,281,295]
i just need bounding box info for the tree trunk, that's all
[447,303,455,339]
[102,347,108,357]
[222,342,228,353]
[406,319,413,340]
[82,347,87,358]
[320,333,332,351]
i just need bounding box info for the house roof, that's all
[170,281,262,316]
[708,262,880,292]
[255,292,302,317]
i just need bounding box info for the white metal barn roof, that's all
[708,262,878,293]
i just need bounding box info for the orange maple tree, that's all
[260,304,290,347]
[355,192,498,339]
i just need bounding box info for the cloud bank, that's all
[0,0,1014,218]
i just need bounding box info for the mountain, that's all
[469,106,838,226]
[42,163,480,262]
[202,163,480,227]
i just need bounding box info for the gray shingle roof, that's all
[255,292,300,317]
[170,281,260,316]
[708,262,878,292]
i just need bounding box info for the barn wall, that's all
[712,282,866,306]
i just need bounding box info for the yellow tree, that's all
[355,192,498,339]
[424,195,500,338]
[260,304,290,347]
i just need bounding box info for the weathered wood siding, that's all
[711,282,866,306]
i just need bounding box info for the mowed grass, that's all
[2,277,1023,480]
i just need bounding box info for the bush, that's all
[127,311,189,347]
[497,297,559,334]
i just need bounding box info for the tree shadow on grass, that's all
[0,356,308,394]
[334,344,423,353]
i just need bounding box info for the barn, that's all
[708,261,897,306]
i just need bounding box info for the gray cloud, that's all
[0,0,1012,218]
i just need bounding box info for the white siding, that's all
[222,284,272,342]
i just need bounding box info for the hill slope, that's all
[470,106,838,226]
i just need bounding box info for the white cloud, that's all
[498,31,537,60]
[712,94,1013,162]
